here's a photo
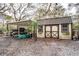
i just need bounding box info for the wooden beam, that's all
[33,24,37,41]
[6,22,9,36]
[71,23,73,40]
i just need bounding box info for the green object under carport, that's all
[16,34,32,39]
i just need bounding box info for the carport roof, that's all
[7,20,32,26]
[37,16,72,25]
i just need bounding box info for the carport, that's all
[6,20,32,35]
[6,20,37,40]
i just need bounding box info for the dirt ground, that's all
[0,37,79,56]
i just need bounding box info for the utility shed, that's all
[37,16,73,39]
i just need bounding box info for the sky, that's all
[0,15,5,23]
[62,3,76,14]
[61,3,68,8]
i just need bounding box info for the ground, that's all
[0,37,79,56]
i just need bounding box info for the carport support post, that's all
[71,23,73,40]
[6,22,9,36]
[17,24,20,35]
[33,24,37,41]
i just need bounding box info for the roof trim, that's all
[38,16,71,21]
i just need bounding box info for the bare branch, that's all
[43,3,52,16]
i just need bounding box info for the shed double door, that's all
[45,25,59,39]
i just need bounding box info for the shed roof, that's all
[37,16,72,25]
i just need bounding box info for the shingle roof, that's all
[37,16,72,25]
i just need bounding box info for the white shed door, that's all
[52,26,58,38]
[45,25,59,39]
[45,26,51,37]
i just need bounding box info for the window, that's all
[55,3,58,5]
[38,25,43,33]
[61,24,69,33]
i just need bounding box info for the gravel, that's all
[0,37,79,56]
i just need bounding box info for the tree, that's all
[35,3,52,18]
[0,3,10,24]
[0,3,9,15]
[49,3,65,17]
[31,21,37,41]
[35,3,65,18]
[5,15,12,20]
[68,3,79,15]
[8,3,36,21]
[0,3,11,33]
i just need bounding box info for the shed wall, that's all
[37,24,72,39]
[37,26,45,38]
[59,24,72,39]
